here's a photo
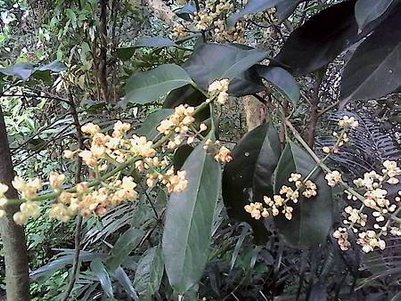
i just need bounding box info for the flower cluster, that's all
[171,0,246,43]
[0,114,195,224]
[203,139,233,163]
[332,160,401,252]
[325,170,342,187]
[0,87,238,225]
[207,79,229,104]
[322,115,358,154]
[245,173,318,221]
[157,104,196,149]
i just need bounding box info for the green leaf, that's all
[114,267,139,300]
[274,142,333,247]
[228,0,304,26]
[256,65,300,103]
[35,60,66,72]
[136,109,174,139]
[222,123,281,243]
[175,2,197,21]
[0,63,34,80]
[276,1,359,75]
[91,258,114,298]
[133,245,164,300]
[355,0,395,31]
[341,9,401,101]
[116,47,136,61]
[163,84,206,108]
[162,140,221,293]
[123,64,195,105]
[183,43,266,96]
[173,144,194,172]
[106,228,144,272]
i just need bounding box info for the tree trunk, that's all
[242,95,266,131]
[0,107,31,301]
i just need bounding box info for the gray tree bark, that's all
[0,106,31,301]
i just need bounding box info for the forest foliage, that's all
[1,0,401,300]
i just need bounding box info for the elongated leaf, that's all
[162,140,221,293]
[228,0,304,26]
[106,228,144,271]
[31,251,106,280]
[175,2,197,21]
[173,144,194,172]
[222,123,281,243]
[114,267,139,300]
[91,259,114,298]
[136,109,174,139]
[256,65,300,103]
[183,43,266,95]
[123,64,195,105]
[274,142,333,247]
[133,245,164,299]
[355,0,395,31]
[341,9,401,101]
[163,84,207,108]
[276,0,358,75]
[35,60,66,72]
[0,63,34,80]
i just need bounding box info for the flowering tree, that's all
[1,0,401,300]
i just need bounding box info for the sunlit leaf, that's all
[123,64,195,105]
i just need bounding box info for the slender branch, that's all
[61,91,85,301]
[307,71,325,147]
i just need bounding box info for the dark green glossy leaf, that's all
[176,2,197,21]
[173,144,194,172]
[276,0,358,75]
[162,140,221,293]
[133,245,164,300]
[0,63,34,80]
[274,142,333,247]
[222,123,281,243]
[136,109,174,139]
[183,43,266,95]
[163,84,206,108]
[228,0,304,26]
[91,258,114,298]
[256,65,300,103]
[341,8,401,101]
[116,47,136,61]
[355,0,395,31]
[123,64,195,105]
[106,228,144,272]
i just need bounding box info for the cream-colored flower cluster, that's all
[245,173,318,221]
[157,104,196,149]
[207,79,229,104]
[322,115,358,155]
[172,0,246,43]
[332,160,401,253]
[203,139,233,163]
[0,112,200,224]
